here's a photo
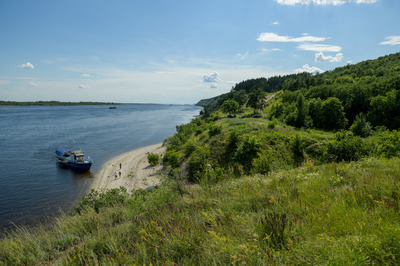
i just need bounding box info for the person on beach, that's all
[114,171,117,179]
[120,163,122,169]
[119,171,121,178]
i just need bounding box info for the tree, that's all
[221,100,239,116]
[233,90,248,108]
[308,98,323,128]
[321,97,347,130]
[247,88,266,114]
[350,113,372,137]
[295,93,308,127]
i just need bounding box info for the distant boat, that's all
[55,148,93,171]
[109,106,117,109]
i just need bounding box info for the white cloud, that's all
[380,36,400,46]
[17,62,35,69]
[315,52,343,62]
[237,50,250,60]
[295,64,323,74]
[78,84,88,89]
[297,43,342,52]
[276,0,378,5]
[81,73,92,78]
[202,72,220,83]
[272,21,280,26]
[257,32,327,42]
[26,82,39,87]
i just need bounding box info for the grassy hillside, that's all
[1,156,399,264]
[2,53,400,264]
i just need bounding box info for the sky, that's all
[0,0,399,104]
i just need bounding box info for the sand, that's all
[90,143,166,193]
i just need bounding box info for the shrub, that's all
[234,136,260,173]
[350,113,372,137]
[252,151,273,175]
[163,149,181,168]
[373,129,400,158]
[188,145,210,183]
[208,125,222,137]
[184,139,197,157]
[326,134,369,162]
[291,134,304,165]
[71,187,128,214]
[147,153,160,166]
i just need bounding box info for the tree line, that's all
[199,52,400,131]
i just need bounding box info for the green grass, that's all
[1,157,399,264]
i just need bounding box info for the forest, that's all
[200,52,400,130]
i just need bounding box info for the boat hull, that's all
[58,160,92,171]
[55,148,92,171]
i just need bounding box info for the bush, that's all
[163,149,181,168]
[184,139,197,157]
[208,125,222,137]
[350,113,372,137]
[373,129,400,158]
[252,150,274,174]
[188,145,210,183]
[326,134,369,162]
[71,187,128,214]
[234,136,260,173]
[147,153,160,166]
[291,134,304,165]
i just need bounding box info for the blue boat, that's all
[55,148,93,171]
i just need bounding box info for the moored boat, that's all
[56,148,93,171]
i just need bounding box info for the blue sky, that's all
[0,0,399,104]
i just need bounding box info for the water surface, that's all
[0,104,201,231]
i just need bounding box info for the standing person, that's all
[114,171,117,180]
[119,171,121,178]
[120,163,122,169]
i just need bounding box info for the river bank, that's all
[90,143,166,193]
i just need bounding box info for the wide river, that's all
[0,104,201,232]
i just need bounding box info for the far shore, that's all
[90,143,166,193]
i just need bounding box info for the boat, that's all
[55,148,93,171]
[109,106,117,109]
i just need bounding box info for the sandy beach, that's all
[90,143,166,193]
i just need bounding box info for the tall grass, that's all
[1,156,399,264]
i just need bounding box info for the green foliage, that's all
[291,134,305,165]
[188,145,210,183]
[220,100,239,115]
[232,90,248,108]
[208,124,222,137]
[350,113,372,137]
[373,129,400,158]
[247,88,266,114]
[163,149,181,168]
[308,98,323,128]
[252,149,276,175]
[4,157,400,265]
[71,187,128,214]
[258,212,292,250]
[326,133,369,162]
[321,97,347,130]
[234,136,260,173]
[184,139,197,157]
[147,153,160,166]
